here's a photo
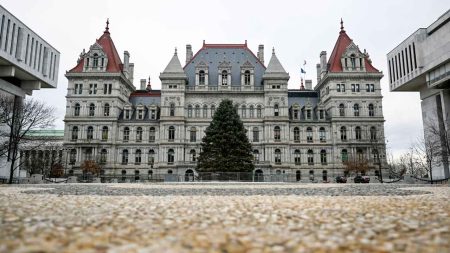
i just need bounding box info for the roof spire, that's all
[174,47,177,56]
[146,76,152,91]
[105,18,110,33]
[340,18,345,33]
[272,47,275,55]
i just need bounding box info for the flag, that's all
[303,60,307,66]
[301,68,306,74]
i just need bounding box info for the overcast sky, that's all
[2,0,449,158]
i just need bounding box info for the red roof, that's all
[327,29,379,73]
[130,90,161,97]
[68,28,123,73]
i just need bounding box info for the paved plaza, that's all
[0,183,449,252]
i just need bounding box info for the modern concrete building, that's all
[63,20,386,182]
[388,10,450,179]
[0,5,60,180]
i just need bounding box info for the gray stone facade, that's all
[63,22,386,181]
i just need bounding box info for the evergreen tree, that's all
[197,99,254,172]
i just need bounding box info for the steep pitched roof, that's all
[162,49,185,73]
[265,48,287,73]
[327,22,379,73]
[68,22,123,73]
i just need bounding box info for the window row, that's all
[73,83,113,95]
[73,103,110,117]
[290,107,326,120]
[274,149,328,165]
[123,107,160,120]
[196,70,253,86]
[336,83,375,93]
[338,103,376,117]
[339,126,378,141]
[70,126,158,142]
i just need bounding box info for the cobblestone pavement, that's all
[0,183,448,253]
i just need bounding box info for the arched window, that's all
[274,103,279,116]
[148,149,155,165]
[203,105,208,118]
[320,150,327,165]
[296,170,301,181]
[294,149,301,165]
[370,126,377,140]
[87,126,94,140]
[74,103,80,116]
[169,103,175,117]
[122,149,129,164]
[309,170,314,181]
[121,170,126,182]
[93,53,99,67]
[341,149,348,162]
[69,149,77,164]
[195,105,200,118]
[257,105,262,118]
[357,149,364,161]
[221,70,228,85]
[253,127,259,142]
[306,127,313,143]
[322,170,328,182]
[148,170,153,179]
[135,149,142,164]
[187,105,193,118]
[211,105,216,117]
[102,126,108,141]
[135,170,140,181]
[244,70,251,85]
[190,149,196,162]
[149,127,156,142]
[241,105,246,118]
[355,126,362,140]
[168,149,174,164]
[339,103,345,116]
[274,149,281,164]
[319,127,326,142]
[71,126,79,140]
[168,126,175,141]
[123,127,130,141]
[340,126,347,141]
[307,150,314,165]
[253,149,260,162]
[274,126,281,141]
[89,103,95,116]
[293,127,300,142]
[190,127,197,142]
[168,170,173,174]
[100,149,107,164]
[353,104,359,117]
[136,127,143,142]
[104,103,110,116]
[199,70,205,85]
[368,104,375,117]
[249,105,254,118]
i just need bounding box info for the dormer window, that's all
[199,70,205,85]
[93,53,99,67]
[350,54,356,69]
[137,109,143,120]
[244,71,251,85]
[221,70,228,85]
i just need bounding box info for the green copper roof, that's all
[26,130,64,137]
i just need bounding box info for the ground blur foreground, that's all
[0,183,449,253]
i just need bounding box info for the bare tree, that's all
[0,95,56,183]
[343,155,369,176]
[413,136,441,183]
[424,113,450,178]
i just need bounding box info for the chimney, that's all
[316,63,321,83]
[305,80,312,90]
[129,63,134,84]
[123,51,130,77]
[257,44,264,64]
[320,51,327,79]
[140,79,146,90]
[186,44,193,65]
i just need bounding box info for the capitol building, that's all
[63,21,386,181]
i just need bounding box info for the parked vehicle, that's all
[335,176,347,183]
[354,176,370,183]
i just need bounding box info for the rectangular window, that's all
[355,84,360,92]
[125,110,130,119]
[137,110,143,120]
[108,84,112,94]
[319,110,324,119]
[306,110,311,119]
[341,84,345,92]
[103,84,108,94]
[190,131,196,142]
[89,84,97,94]
[366,84,370,92]
[337,84,341,92]
[351,84,355,92]
[370,84,374,92]
[151,109,156,120]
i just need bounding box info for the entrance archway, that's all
[254,169,264,182]
[185,169,194,182]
